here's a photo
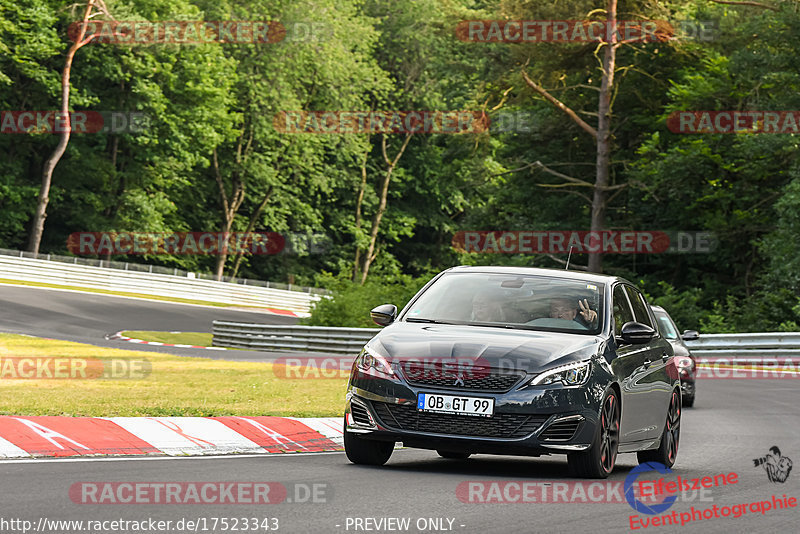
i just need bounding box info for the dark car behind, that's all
[650,305,699,407]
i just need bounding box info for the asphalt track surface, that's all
[0,284,303,361]
[1,379,798,532]
[1,285,798,533]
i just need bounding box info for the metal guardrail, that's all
[0,252,324,315]
[212,323,800,359]
[0,248,328,294]
[685,333,800,360]
[212,322,378,354]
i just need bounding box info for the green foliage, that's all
[304,271,429,328]
[0,0,798,333]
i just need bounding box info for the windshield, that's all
[653,310,679,339]
[402,272,604,334]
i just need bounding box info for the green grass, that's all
[121,331,213,346]
[0,278,279,310]
[0,334,346,417]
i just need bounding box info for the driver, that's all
[550,297,598,328]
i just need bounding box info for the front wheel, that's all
[568,388,620,478]
[344,424,393,466]
[637,389,681,467]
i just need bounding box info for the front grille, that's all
[400,363,525,393]
[350,402,372,426]
[540,419,581,441]
[371,401,547,439]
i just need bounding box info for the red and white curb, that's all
[0,416,343,458]
[107,332,226,350]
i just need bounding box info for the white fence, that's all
[0,252,323,316]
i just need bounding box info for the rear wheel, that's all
[344,423,393,466]
[637,389,681,467]
[437,450,471,460]
[568,388,620,478]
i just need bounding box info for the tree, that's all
[27,0,112,253]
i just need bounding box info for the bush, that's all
[304,272,430,328]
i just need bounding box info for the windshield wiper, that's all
[465,322,515,329]
[405,317,451,324]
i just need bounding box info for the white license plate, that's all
[417,393,494,417]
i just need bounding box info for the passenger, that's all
[470,289,507,322]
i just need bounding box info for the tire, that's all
[568,388,620,479]
[437,450,471,460]
[637,389,681,467]
[683,394,694,408]
[344,423,393,466]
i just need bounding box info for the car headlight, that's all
[675,357,693,370]
[356,346,395,376]
[531,360,591,386]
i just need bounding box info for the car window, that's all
[625,286,654,328]
[612,285,634,337]
[653,311,679,340]
[402,272,604,334]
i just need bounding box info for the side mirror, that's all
[620,321,656,345]
[370,304,397,327]
[681,330,700,341]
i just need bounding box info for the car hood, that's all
[369,322,601,374]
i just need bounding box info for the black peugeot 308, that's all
[344,266,681,478]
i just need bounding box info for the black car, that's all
[344,266,682,478]
[650,305,699,407]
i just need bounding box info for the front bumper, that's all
[344,365,607,456]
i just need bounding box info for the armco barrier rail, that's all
[0,251,324,315]
[211,323,800,358]
[212,322,378,353]
[685,332,800,359]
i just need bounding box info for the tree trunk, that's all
[212,147,245,281]
[229,186,273,279]
[352,151,368,281]
[359,133,412,284]
[587,0,618,274]
[27,0,97,253]
[214,221,234,281]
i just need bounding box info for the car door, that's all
[609,283,653,444]
[624,286,674,440]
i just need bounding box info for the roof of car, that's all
[446,265,630,285]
